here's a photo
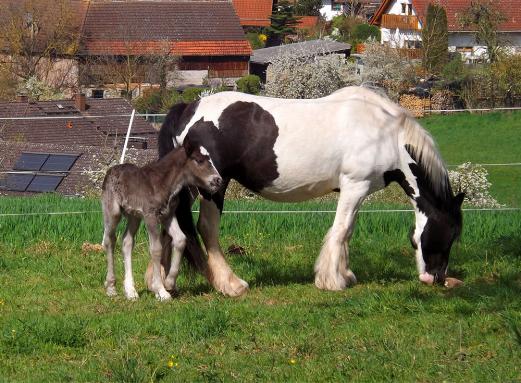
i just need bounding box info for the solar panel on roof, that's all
[6,173,35,191]
[41,154,79,172]
[13,153,49,171]
[26,175,64,193]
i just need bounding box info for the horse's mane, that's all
[158,102,189,158]
[401,115,452,202]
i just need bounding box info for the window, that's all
[332,3,342,11]
[5,152,80,193]
[401,3,406,14]
[408,4,413,15]
[91,89,104,99]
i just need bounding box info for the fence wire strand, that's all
[0,207,519,218]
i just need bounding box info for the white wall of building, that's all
[320,0,344,21]
[379,0,421,48]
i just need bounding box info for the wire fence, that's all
[0,207,520,218]
[1,108,520,217]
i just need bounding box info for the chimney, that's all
[16,94,28,103]
[74,93,86,112]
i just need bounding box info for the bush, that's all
[492,55,521,106]
[132,89,163,113]
[448,162,503,208]
[236,75,261,95]
[361,41,418,101]
[246,32,266,50]
[181,87,205,102]
[264,52,359,99]
[18,76,64,101]
[351,24,380,45]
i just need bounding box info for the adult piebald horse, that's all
[155,86,464,296]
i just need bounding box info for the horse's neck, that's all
[407,162,451,214]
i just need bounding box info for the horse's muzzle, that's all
[209,176,223,193]
[419,271,446,286]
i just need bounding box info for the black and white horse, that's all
[156,86,464,296]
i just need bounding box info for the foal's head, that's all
[182,139,222,194]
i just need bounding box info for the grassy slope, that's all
[0,196,520,382]
[422,111,521,207]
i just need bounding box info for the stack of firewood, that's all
[399,94,429,117]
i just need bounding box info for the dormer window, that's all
[401,3,406,14]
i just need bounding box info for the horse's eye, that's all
[195,157,205,165]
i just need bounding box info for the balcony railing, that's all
[381,14,419,30]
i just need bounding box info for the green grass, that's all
[0,195,520,382]
[422,111,521,207]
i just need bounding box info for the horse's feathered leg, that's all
[315,176,370,290]
[197,194,249,297]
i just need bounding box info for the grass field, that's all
[422,111,521,207]
[1,111,520,382]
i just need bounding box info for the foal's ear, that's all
[182,139,195,157]
[453,192,465,207]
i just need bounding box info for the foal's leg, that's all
[198,198,248,297]
[163,216,185,293]
[144,216,172,301]
[315,176,370,290]
[122,215,141,300]
[102,200,121,297]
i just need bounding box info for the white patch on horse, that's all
[199,146,210,156]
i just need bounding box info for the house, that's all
[321,0,382,20]
[1,0,252,99]
[0,95,156,195]
[79,0,252,96]
[232,0,273,27]
[370,0,521,61]
[250,39,351,81]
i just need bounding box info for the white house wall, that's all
[449,32,521,61]
[320,0,343,20]
[380,0,421,48]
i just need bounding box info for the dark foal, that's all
[101,140,222,301]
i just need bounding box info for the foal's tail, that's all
[158,101,208,274]
[399,114,451,200]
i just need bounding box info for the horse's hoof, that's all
[314,273,347,291]
[106,287,117,297]
[222,276,249,297]
[155,290,172,301]
[125,290,139,300]
[343,269,357,286]
[163,277,177,292]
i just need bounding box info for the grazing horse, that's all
[101,135,222,301]
[156,86,464,297]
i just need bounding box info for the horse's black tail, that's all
[158,102,208,275]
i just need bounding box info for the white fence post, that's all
[120,109,136,164]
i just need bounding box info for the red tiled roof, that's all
[0,98,156,149]
[413,0,521,31]
[83,40,252,56]
[371,0,521,31]
[296,16,319,30]
[81,1,251,56]
[232,0,273,27]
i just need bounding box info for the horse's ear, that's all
[454,192,465,207]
